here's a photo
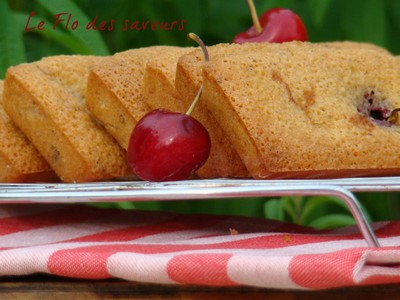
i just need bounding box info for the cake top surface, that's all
[89,46,187,118]
[202,41,400,172]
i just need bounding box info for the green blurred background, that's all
[1,0,400,228]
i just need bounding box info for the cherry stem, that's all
[187,33,209,62]
[186,84,203,116]
[186,33,209,116]
[247,0,262,34]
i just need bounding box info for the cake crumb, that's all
[283,235,292,243]
[229,228,239,235]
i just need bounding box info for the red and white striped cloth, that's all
[0,204,399,290]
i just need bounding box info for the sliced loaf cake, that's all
[200,41,400,178]
[3,56,131,182]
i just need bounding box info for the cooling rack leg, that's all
[329,187,380,248]
[250,185,382,248]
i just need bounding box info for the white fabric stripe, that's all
[227,255,304,289]
[0,222,130,248]
[0,210,175,248]
[133,232,299,245]
[132,229,226,244]
[0,243,84,276]
[353,249,400,283]
[0,247,53,275]
[107,252,176,284]
[132,216,286,244]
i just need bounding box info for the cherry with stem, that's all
[233,0,308,43]
[127,33,211,182]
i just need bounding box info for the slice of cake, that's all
[0,80,57,182]
[175,44,256,178]
[86,46,183,151]
[3,56,131,183]
[200,41,400,178]
[142,48,191,113]
[141,47,222,178]
[173,41,392,179]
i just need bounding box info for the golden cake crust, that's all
[86,46,182,150]
[201,41,399,178]
[176,44,255,178]
[3,56,131,182]
[0,80,57,182]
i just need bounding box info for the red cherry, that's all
[127,33,211,182]
[127,109,211,182]
[233,7,308,44]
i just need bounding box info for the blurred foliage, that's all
[5,0,400,65]
[264,196,373,229]
[2,0,400,226]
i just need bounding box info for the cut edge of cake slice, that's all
[0,80,58,182]
[3,57,131,183]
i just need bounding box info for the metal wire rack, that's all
[1,176,400,248]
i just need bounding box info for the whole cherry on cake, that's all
[127,33,211,182]
[233,0,308,43]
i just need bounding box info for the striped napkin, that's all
[0,204,399,290]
